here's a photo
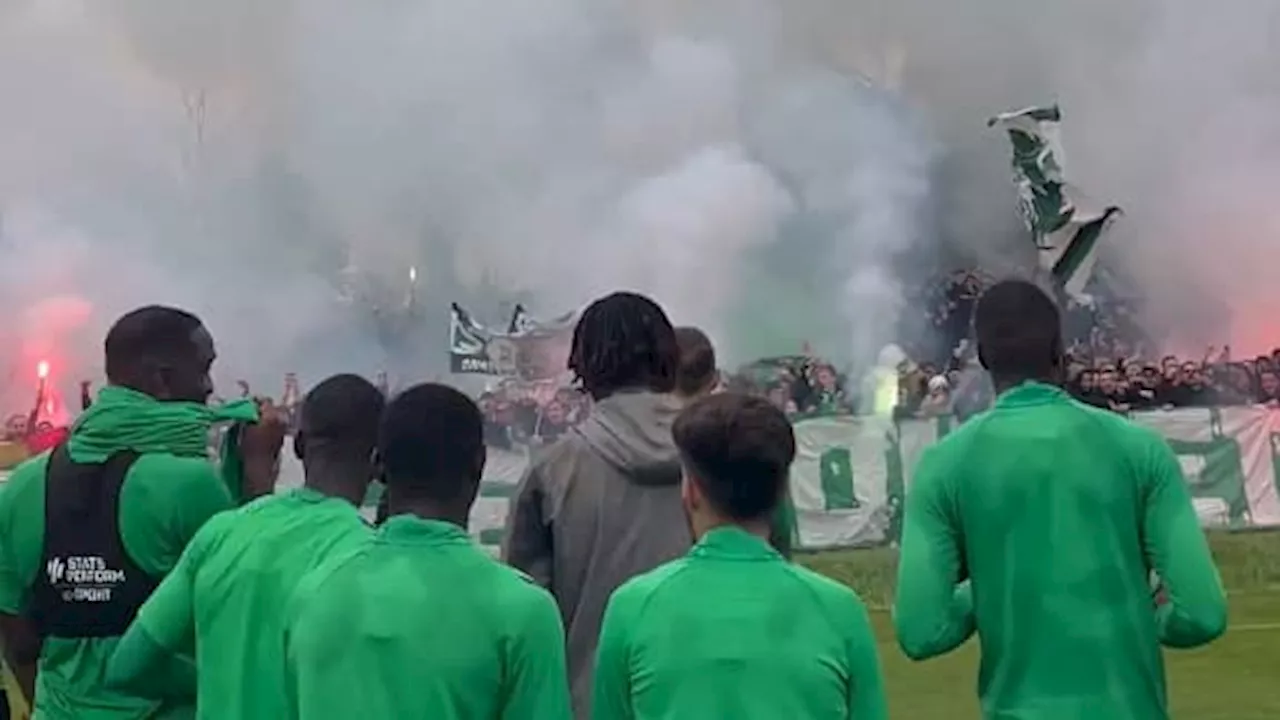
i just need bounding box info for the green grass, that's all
[802,530,1280,719]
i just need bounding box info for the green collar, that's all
[377,516,472,546]
[691,526,780,560]
[993,381,1070,409]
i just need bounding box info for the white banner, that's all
[204,406,1280,552]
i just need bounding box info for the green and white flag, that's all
[988,105,1122,299]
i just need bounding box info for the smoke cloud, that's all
[1,0,1274,407]
[825,0,1280,355]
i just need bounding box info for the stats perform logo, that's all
[46,557,66,585]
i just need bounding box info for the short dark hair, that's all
[568,292,678,400]
[298,374,386,454]
[974,279,1063,380]
[674,326,717,397]
[104,305,205,383]
[673,392,795,521]
[378,383,484,501]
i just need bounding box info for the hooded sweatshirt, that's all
[503,389,691,720]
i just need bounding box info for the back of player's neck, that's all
[695,516,770,542]
[994,374,1057,395]
[302,460,370,507]
[388,498,469,529]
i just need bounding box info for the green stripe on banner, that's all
[1160,408,1249,527]
[820,447,860,509]
[1050,207,1120,284]
[882,424,905,546]
[1269,431,1280,507]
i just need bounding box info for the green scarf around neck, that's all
[67,385,260,502]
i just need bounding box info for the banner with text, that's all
[449,303,576,381]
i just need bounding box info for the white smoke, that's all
[805,0,1280,355]
[0,0,933,396]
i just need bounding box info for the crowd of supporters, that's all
[465,348,1280,452]
[4,270,1278,452]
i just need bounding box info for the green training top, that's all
[593,526,887,720]
[283,516,572,720]
[894,382,1228,719]
[0,452,232,720]
[125,488,373,720]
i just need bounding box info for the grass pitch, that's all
[803,529,1280,719]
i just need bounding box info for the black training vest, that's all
[27,445,160,639]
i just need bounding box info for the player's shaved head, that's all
[298,374,386,456]
[378,383,485,507]
[104,305,214,402]
[974,279,1064,386]
[294,373,386,503]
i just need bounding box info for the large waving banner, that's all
[449,303,577,380]
[989,105,1123,300]
[335,407,1280,552]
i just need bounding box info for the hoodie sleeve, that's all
[502,463,554,589]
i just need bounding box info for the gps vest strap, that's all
[27,445,160,639]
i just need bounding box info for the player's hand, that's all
[242,397,287,456]
[238,398,287,500]
[1152,582,1169,608]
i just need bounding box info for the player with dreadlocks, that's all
[504,291,688,720]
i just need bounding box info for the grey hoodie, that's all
[502,390,692,719]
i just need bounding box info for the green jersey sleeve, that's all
[893,447,976,661]
[0,460,42,614]
[591,586,638,720]
[120,455,234,578]
[104,621,196,702]
[133,514,223,653]
[1141,435,1228,648]
[106,515,221,702]
[501,584,572,720]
